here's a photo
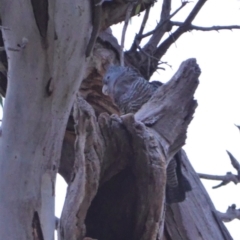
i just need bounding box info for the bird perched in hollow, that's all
[102,65,191,204]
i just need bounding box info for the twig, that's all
[154,0,208,60]
[235,124,240,131]
[158,60,172,69]
[137,45,159,62]
[137,45,170,76]
[198,149,240,188]
[140,1,189,40]
[226,150,240,178]
[120,2,135,66]
[198,172,239,189]
[171,21,240,31]
[130,6,151,51]
[216,204,240,222]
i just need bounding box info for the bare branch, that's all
[198,150,240,189]
[141,1,189,40]
[198,172,239,189]
[130,6,151,52]
[235,124,240,131]
[125,0,207,79]
[154,0,207,60]
[140,0,172,55]
[217,204,240,222]
[120,2,135,66]
[171,21,240,31]
[101,0,156,30]
[226,150,240,178]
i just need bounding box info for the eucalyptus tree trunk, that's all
[0,0,90,239]
[0,0,234,240]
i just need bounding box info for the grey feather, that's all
[103,66,162,114]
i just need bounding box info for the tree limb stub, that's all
[199,172,239,189]
[217,204,240,222]
[135,58,200,161]
[198,150,240,189]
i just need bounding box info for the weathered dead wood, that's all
[164,150,233,240]
[199,172,239,189]
[57,26,234,239]
[217,204,240,222]
[198,150,240,189]
[60,58,199,240]
[121,113,167,240]
[135,58,199,161]
[59,97,102,240]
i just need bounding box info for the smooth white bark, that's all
[0,0,91,239]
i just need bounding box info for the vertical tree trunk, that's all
[0,0,90,239]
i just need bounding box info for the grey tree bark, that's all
[0,0,235,240]
[0,0,90,239]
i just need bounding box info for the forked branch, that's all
[199,150,240,189]
[217,204,240,222]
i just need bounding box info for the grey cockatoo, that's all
[102,65,191,204]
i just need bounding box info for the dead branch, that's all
[198,150,240,188]
[235,124,240,131]
[102,0,156,30]
[125,0,207,79]
[130,6,151,52]
[171,21,240,31]
[217,204,240,222]
[143,1,189,40]
[135,58,199,159]
[130,1,189,52]
[141,0,171,54]
[154,0,207,61]
[226,150,240,178]
[198,172,239,189]
[120,2,135,66]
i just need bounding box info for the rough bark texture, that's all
[58,55,232,240]
[164,150,233,240]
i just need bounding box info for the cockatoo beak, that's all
[102,85,108,95]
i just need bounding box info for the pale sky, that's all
[1,0,240,239]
